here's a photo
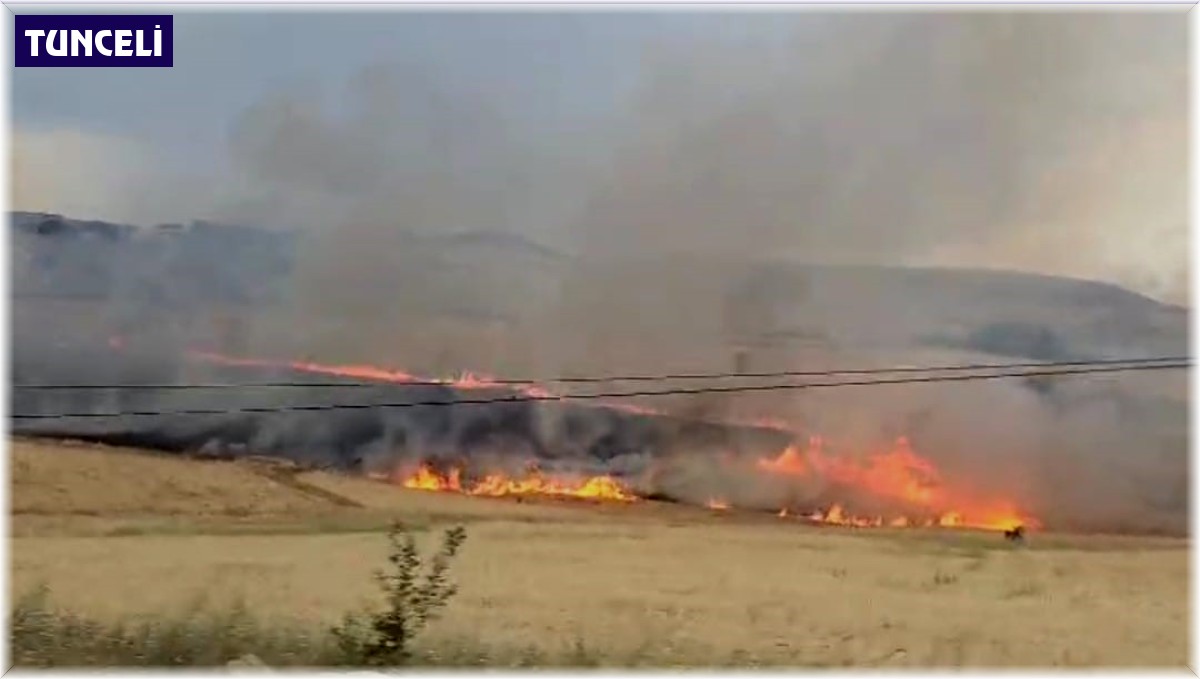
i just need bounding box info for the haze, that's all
[9,7,1191,536]
[12,9,1188,305]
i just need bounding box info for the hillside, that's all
[11,211,1186,372]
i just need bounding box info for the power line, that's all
[11,355,1190,391]
[11,361,1188,421]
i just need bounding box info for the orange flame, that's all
[182,350,1036,532]
[401,464,462,492]
[756,442,808,476]
[183,350,796,432]
[805,504,882,528]
[707,498,731,511]
[396,464,637,503]
[468,471,637,502]
[756,436,1039,532]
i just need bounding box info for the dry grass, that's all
[9,438,1190,668]
[10,438,602,537]
[12,439,331,517]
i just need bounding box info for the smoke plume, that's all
[10,11,1189,535]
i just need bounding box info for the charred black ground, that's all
[13,344,793,480]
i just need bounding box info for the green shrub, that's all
[331,522,467,666]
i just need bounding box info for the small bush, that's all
[331,521,467,666]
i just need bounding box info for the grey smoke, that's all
[575,13,1185,290]
[167,11,1187,358]
[10,11,1189,535]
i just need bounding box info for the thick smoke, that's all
[574,13,1186,296]
[545,12,1186,377]
[204,12,1188,377]
[10,11,1189,534]
[13,13,1187,338]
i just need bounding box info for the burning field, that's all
[7,215,1190,668]
[10,212,1189,538]
[384,436,1035,533]
[18,343,1045,537]
[8,10,1191,666]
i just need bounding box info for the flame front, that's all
[181,349,1038,532]
[183,350,794,431]
[758,436,1038,532]
[401,465,462,492]
[757,442,808,476]
[397,464,637,503]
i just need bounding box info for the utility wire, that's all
[11,355,1190,391]
[10,361,1188,421]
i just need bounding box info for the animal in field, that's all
[1003,525,1025,543]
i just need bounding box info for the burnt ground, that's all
[12,345,794,483]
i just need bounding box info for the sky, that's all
[11,11,671,226]
[12,11,792,246]
[13,12,660,160]
[8,9,1189,304]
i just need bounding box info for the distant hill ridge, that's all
[10,211,566,306]
[10,211,566,260]
[10,211,1187,366]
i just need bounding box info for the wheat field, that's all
[9,438,1190,668]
